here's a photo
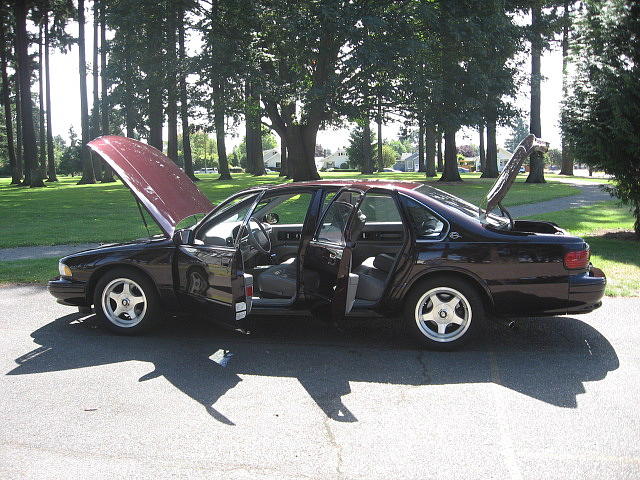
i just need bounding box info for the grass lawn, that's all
[525,201,639,297]
[0,258,59,285]
[0,172,579,248]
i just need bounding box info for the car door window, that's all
[197,193,259,246]
[401,196,446,239]
[315,191,361,244]
[359,193,402,222]
[252,192,312,225]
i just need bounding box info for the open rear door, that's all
[301,188,367,322]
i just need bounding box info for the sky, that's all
[45,10,565,155]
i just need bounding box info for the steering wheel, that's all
[246,217,272,254]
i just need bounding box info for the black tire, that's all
[402,275,485,350]
[93,267,162,335]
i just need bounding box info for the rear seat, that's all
[352,253,395,301]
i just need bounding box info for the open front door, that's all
[176,245,252,328]
[175,192,262,329]
[301,188,367,321]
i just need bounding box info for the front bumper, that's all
[48,277,89,307]
[565,266,606,315]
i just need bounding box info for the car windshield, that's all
[415,185,510,229]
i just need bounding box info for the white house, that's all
[320,148,350,169]
[472,147,514,172]
[394,152,419,172]
[262,148,281,169]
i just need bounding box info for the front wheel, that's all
[403,276,485,350]
[93,268,161,334]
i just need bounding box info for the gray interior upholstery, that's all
[256,258,297,298]
[352,253,395,302]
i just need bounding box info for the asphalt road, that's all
[1,285,638,479]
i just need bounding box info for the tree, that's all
[346,121,375,173]
[562,0,640,238]
[99,0,114,182]
[559,0,574,176]
[505,116,529,152]
[526,3,545,183]
[15,0,44,187]
[177,4,196,181]
[76,0,95,184]
[0,5,19,184]
[380,144,398,168]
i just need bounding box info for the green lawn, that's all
[0,258,59,285]
[0,172,578,248]
[525,201,639,297]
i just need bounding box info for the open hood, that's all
[88,136,213,237]
[481,134,549,218]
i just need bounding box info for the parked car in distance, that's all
[458,167,470,173]
[382,168,401,173]
[49,135,606,350]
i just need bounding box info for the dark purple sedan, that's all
[48,135,605,349]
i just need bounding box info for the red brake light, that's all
[564,249,590,269]
[245,285,254,298]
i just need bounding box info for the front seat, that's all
[352,253,395,301]
[256,258,298,298]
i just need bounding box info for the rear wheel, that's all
[403,276,485,350]
[93,268,161,334]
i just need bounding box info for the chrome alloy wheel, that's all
[101,278,147,328]
[414,287,472,343]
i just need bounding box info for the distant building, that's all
[314,148,349,170]
[393,152,419,172]
[262,148,281,169]
[471,147,514,172]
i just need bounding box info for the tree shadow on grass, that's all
[7,312,618,424]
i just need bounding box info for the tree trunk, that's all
[425,120,436,177]
[38,24,47,178]
[559,0,573,176]
[245,82,264,176]
[15,0,43,187]
[123,34,135,138]
[279,140,288,177]
[177,9,197,181]
[99,0,114,182]
[0,14,19,184]
[436,128,443,172]
[166,7,178,164]
[376,94,383,172]
[478,123,485,174]
[438,128,462,182]
[14,61,24,183]
[146,15,164,151]
[213,84,231,180]
[285,125,321,181]
[418,117,425,172]
[90,0,101,180]
[361,116,373,174]
[526,5,546,184]
[43,9,57,181]
[77,0,95,184]
[481,111,499,178]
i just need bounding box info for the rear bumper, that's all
[48,277,89,307]
[566,267,606,315]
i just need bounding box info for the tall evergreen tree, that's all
[76,0,95,184]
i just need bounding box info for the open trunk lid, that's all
[87,136,213,237]
[481,134,549,220]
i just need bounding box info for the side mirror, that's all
[173,228,194,245]
[263,212,280,225]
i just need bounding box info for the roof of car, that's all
[252,179,424,191]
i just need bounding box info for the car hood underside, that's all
[88,136,213,237]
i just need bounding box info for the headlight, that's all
[58,262,72,277]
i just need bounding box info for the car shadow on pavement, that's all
[7,312,619,424]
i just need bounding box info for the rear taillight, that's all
[564,248,590,269]
[245,285,254,298]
